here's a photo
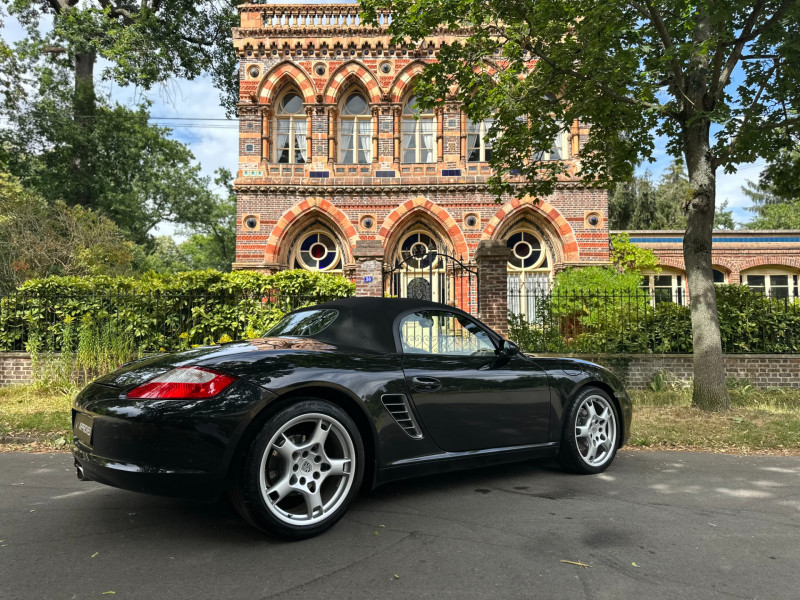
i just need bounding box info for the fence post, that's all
[353,239,384,297]
[474,239,512,337]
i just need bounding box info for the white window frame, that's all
[505,227,553,320]
[742,269,799,299]
[640,270,685,305]
[291,229,343,272]
[534,127,570,161]
[339,92,372,164]
[274,90,307,164]
[466,117,494,162]
[402,96,436,164]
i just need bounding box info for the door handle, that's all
[411,376,442,392]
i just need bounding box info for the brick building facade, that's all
[231,3,799,321]
[232,3,609,322]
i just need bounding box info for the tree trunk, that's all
[683,121,730,411]
[72,51,96,208]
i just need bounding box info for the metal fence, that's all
[507,289,800,354]
[0,290,342,354]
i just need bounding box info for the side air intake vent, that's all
[381,394,423,439]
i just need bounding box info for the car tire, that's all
[557,387,620,474]
[231,398,365,540]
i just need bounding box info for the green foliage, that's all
[509,285,800,355]
[609,233,660,273]
[760,147,800,202]
[175,168,237,270]
[0,170,135,293]
[0,270,356,359]
[744,180,800,229]
[361,0,799,198]
[609,163,688,230]
[2,74,216,245]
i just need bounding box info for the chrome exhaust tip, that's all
[75,460,89,481]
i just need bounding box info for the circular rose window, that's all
[297,232,340,271]
[506,231,546,269]
[400,232,439,269]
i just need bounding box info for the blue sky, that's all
[1,3,765,237]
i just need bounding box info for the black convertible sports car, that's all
[72,298,631,539]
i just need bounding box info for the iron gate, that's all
[383,250,478,313]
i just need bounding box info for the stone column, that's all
[474,239,511,337]
[353,239,384,297]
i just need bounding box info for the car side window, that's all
[400,310,496,356]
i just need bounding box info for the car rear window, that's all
[265,309,339,337]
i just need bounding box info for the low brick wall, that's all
[1,352,799,389]
[0,353,34,386]
[540,353,800,388]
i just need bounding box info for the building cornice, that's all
[233,182,595,194]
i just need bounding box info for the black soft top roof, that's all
[285,297,462,354]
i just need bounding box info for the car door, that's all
[399,308,551,452]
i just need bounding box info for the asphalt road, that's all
[1,450,799,600]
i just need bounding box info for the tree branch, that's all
[628,1,686,101]
[720,0,795,47]
[715,0,792,100]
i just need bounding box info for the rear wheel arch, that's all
[227,385,378,493]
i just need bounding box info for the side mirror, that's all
[497,339,520,358]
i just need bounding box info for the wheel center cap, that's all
[301,460,312,473]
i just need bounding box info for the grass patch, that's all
[0,384,73,445]
[629,385,800,455]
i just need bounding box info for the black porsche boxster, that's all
[72,298,631,539]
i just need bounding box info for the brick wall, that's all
[4,351,796,388]
[0,353,33,386]
[539,353,800,389]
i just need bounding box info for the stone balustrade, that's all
[240,4,392,29]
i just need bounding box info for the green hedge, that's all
[509,285,800,354]
[0,270,355,355]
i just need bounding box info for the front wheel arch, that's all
[566,381,625,449]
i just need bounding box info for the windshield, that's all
[265,309,339,337]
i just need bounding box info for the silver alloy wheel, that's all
[574,395,618,467]
[258,412,356,526]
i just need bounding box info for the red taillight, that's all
[127,367,236,399]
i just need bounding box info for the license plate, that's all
[74,413,93,447]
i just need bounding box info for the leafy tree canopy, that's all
[1,58,234,247]
[0,169,134,292]
[744,180,800,229]
[6,0,238,112]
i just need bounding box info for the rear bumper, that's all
[73,444,222,501]
[71,380,276,501]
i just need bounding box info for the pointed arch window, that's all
[339,92,371,164]
[402,96,436,163]
[505,227,552,319]
[275,91,307,164]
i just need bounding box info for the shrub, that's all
[0,270,355,360]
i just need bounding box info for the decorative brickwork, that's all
[232,3,609,289]
[474,240,512,336]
